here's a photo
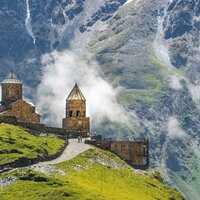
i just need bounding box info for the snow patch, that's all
[124,0,134,5]
[194,16,200,22]
[58,3,67,22]
[24,98,35,107]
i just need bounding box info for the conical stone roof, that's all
[67,83,86,101]
[2,70,21,84]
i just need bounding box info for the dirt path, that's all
[0,139,91,186]
[36,138,91,165]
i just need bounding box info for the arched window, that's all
[76,110,81,117]
[69,111,73,117]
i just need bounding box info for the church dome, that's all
[2,70,22,84]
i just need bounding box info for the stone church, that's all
[63,83,90,136]
[0,70,40,124]
[0,70,90,137]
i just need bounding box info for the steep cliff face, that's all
[91,1,200,199]
[0,0,200,199]
[0,0,129,85]
[164,0,200,82]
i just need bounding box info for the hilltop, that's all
[0,124,65,168]
[0,124,185,200]
[0,147,184,200]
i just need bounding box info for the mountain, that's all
[0,0,200,199]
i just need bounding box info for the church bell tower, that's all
[1,70,22,106]
[62,83,90,137]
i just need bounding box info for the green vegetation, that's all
[89,14,173,105]
[118,89,163,104]
[0,148,184,200]
[122,49,171,104]
[0,124,64,165]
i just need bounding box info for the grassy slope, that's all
[90,32,171,105]
[0,148,185,200]
[0,124,64,165]
[117,46,173,104]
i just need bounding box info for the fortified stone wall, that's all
[0,116,87,138]
[0,116,18,125]
[18,121,46,131]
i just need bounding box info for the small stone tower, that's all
[0,70,40,124]
[1,70,22,106]
[62,83,90,137]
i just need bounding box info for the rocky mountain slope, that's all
[0,0,200,199]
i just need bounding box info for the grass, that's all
[118,88,164,104]
[89,18,172,105]
[0,124,64,165]
[102,48,172,105]
[0,148,185,200]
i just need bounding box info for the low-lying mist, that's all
[168,116,187,138]
[36,51,131,130]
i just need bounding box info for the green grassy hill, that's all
[0,124,64,165]
[0,147,185,200]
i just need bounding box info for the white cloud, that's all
[187,82,200,105]
[36,50,130,128]
[168,116,186,138]
[168,75,182,90]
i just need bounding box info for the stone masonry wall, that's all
[66,100,86,117]
[1,83,22,105]
[63,117,90,134]
[1,100,40,124]
[63,99,90,136]
[100,140,149,167]
[0,116,87,138]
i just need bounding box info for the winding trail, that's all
[0,139,91,187]
[36,138,91,165]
